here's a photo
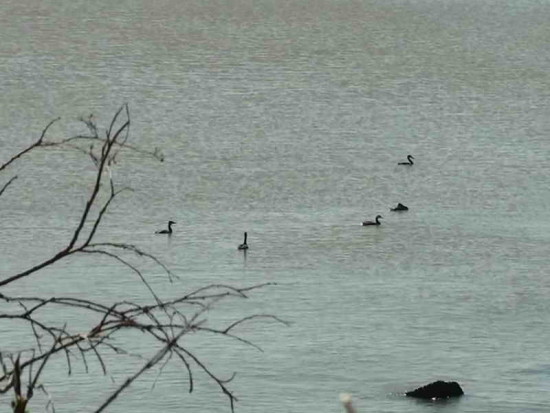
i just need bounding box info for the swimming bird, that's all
[390,203,409,211]
[362,215,382,226]
[398,155,414,165]
[238,232,249,250]
[156,220,176,234]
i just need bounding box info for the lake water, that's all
[1,0,549,412]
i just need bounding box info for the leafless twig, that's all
[0,175,17,198]
[0,106,282,412]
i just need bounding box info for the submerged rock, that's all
[406,380,464,399]
[390,203,409,211]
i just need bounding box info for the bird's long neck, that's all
[375,216,381,224]
[243,233,247,244]
[168,222,173,232]
[408,156,414,165]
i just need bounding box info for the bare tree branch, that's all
[0,175,17,198]
[0,106,283,412]
[0,118,60,173]
[93,328,188,413]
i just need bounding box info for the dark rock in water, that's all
[406,380,464,399]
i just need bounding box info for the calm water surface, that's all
[1,1,549,412]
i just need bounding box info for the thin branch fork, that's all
[1,107,162,174]
[0,108,128,288]
[1,106,283,412]
[1,282,282,412]
[0,118,60,173]
[0,175,17,198]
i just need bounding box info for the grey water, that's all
[1,0,549,412]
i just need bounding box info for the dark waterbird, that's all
[156,220,176,234]
[362,215,382,226]
[390,203,409,211]
[238,232,249,250]
[398,155,414,165]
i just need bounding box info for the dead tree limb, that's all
[0,175,17,198]
[0,106,283,412]
[0,118,60,173]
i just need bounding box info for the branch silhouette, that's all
[0,106,283,412]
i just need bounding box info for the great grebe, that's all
[362,215,382,226]
[156,220,176,234]
[238,232,249,250]
[398,155,414,165]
